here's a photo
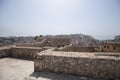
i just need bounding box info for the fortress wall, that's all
[34,55,120,79]
[57,46,95,52]
[16,42,42,47]
[0,47,11,58]
[10,47,45,59]
[0,46,120,79]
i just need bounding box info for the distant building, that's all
[100,42,120,52]
[114,35,120,42]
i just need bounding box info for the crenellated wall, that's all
[34,52,120,79]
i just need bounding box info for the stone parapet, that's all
[0,46,46,59]
[0,47,11,58]
[35,51,120,79]
[10,47,46,59]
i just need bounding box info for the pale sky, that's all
[0,0,120,40]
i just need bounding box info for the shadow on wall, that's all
[29,71,105,80]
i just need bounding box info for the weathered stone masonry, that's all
[0,47,45,59]
[0,47,11,58]
[35,52,120,79]
[0,46,120,79]
[11,47,46,59]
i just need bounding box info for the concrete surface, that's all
[25,71,107,80]
[0,58,106,80]
[38,48,120,60]
[0,58,34,80]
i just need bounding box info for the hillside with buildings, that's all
[0,36,35,46]
[1,34,120,48]
[35,34,100,47]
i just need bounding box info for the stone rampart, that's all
[10,47,45,59]
[35,52,120,79]
[16,42,42,47]
[0,47,11,58]
[0,46,46,59]
[0,46,120,79]
[56,46,96,52]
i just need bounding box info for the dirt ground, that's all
[0,58,105,80]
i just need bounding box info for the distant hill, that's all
[40,34,100,47]
[113,35,120,42]
[0,37,35,46]
[69,34,100,47]
[3,34,120,47]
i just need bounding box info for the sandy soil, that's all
[0,58,105,80]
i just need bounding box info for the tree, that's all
[39,35,43,37]
[35,36,38,40]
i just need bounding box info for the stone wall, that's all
[16,38,71,47]
[1,46,120,79]
[0,46,46,59]
[16,42,42,47]
[34,54,120,79]
[100,43,120,52]
[56,46,96,52]
[0,47,11,58]
[11,47,46,59]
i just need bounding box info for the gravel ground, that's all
[0,58,106,80]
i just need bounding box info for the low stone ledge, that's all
[34,52,120,79]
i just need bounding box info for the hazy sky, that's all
[0,0,120,40]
